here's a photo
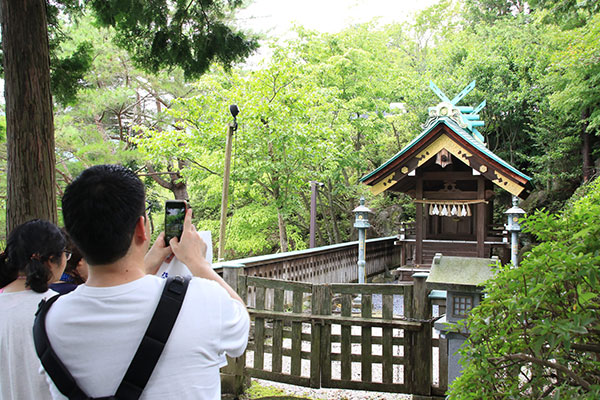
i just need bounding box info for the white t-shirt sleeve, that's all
[218,293,250,359]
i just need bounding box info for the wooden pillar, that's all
[415,173,424,266]
[438,335,449,393]
[399,223,407,267]
[408,272,432,396]
[476,176,485,257]
[310,284,327,388]
[220,263,248,396]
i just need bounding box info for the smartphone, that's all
[164,200,187,246]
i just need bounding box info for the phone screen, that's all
[164,200,187,246]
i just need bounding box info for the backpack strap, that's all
[115,275,190,399]
[33,275,191,400]
[34,293,90,400]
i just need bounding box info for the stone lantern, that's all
[353,197,372,284]
[504,196,526,267]
[427,253,497,386]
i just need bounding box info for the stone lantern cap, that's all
[352,197,373,214]
[505,196,526,217]
[426,253,497,292]
[353,197,373,229]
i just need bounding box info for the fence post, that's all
[411,272,432,396]
[310,284,327,388]
[403,284,414,319]
[220,262,248,397]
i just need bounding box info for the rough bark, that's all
[1,0,57,232]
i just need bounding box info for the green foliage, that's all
[52,15,200,204]
[466,0,529,23]
[224,202,279,258]
[136,46,365,254]
[545,13,600,132]
[88,0,258,79]
[530,0,600,28]
[32,0,600,261]
[51,41,94,106]
[0,116,5,142]
[449,178,600,399]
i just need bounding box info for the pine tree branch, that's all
[56,167,73,185]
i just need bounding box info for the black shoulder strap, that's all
[115,275,190,399]
[34,293,90,400]
[33,275,191,400]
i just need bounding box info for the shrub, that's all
[449,178,600,399]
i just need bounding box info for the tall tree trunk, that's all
[1,0,57,232]
[277,210,288,253]
[172,182,189,201]
[326,178,340,243]
[581,108,592,182]
[316,188,333,245]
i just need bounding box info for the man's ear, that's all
[134,216,149,242]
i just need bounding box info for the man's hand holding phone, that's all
[144,232,174,274]
[166,204,245,307]
[169,209,211,277]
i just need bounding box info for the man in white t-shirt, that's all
[43,164,249,399]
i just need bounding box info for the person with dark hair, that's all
[42,164,249,399]
[49,229,88,294]
[0,219,67,400]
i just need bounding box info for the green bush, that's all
[449,178,600,399]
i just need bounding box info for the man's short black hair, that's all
[62,164,145,265]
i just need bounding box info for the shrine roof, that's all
[361,81,534,198]
[360,116,532,183]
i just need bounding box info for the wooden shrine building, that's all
[361,81,532,267]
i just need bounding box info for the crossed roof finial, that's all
[427,80,486,143]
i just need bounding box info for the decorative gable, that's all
[361,81,532,198]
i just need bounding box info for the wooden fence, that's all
[221,269,447,398]
[215,236,402,285]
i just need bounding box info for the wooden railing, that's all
[221,273,440,397]
[215,236,401,285]
[397,222,508,241]
[395,222,509,266]
[215,239,452,397]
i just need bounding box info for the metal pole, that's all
[309,181,317,248]
[218,123,234,261]
[357,227,366,284]
[511,230,518,267]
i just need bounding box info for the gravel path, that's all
[249,378,412,399]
